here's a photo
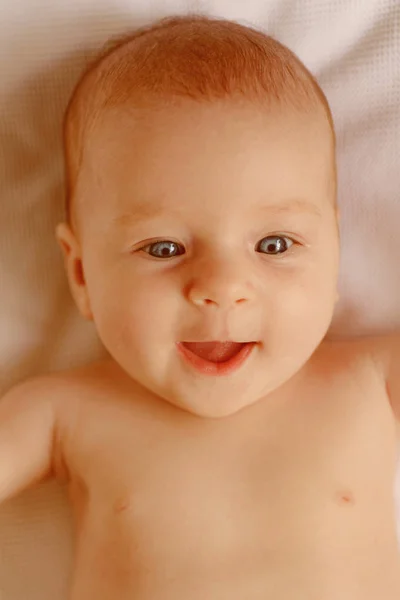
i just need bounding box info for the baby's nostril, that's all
[204,299,213,305]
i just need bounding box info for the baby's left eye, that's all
[256,235,294,255]
[141,240,185,259]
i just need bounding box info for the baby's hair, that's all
[64,14,335,223]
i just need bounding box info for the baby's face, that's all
[64,99,339,417]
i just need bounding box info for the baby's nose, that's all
[186,260,254,310]
[189,287,249,309]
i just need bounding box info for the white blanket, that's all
[0,0,399,597]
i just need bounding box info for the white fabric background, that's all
[0,0,399,598]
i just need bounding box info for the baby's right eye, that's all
[141,240,185,259]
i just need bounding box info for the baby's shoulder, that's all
[319,332,400,375]
[45,357,129,411]
[10,358,131,446]
[306,334,392,392]
[313,334,400,431]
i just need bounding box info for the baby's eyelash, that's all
[140,240,185,259]
[255,235,296,256]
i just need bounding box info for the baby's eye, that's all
[141,240,185,259]
[256,235,294,255]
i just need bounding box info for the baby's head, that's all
[57,15,340,417]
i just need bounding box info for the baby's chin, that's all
[124,365,270,418]
[151,371,296,419]
[166,393,261,419]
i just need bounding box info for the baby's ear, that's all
[55,223,93,320]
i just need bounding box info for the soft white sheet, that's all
[0,0,399,597]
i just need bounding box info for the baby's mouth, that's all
[180,341,249,363]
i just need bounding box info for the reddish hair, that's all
[64,15,335,222]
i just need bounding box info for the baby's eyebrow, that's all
[112,204,176,228]
[111,198,322,229]
[256,199,323,217]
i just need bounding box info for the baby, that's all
[1,14,400,600]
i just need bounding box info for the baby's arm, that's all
[371,334,400,426]
[0,377,57,503]
[385,335,400,425]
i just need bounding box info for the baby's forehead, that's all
[87,94,331,153]
[76,102,333,224]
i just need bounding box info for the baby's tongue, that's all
[182,341,244,363]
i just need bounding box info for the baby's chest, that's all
[68,374,398,563]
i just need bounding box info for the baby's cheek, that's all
[273,276,333,340]
[114,282,174,339]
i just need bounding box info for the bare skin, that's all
[2,100,400,598]
[42,334,398,600]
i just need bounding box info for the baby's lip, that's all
[176,341,257,375]
[180,338,258,344]
[179,341,254,363]
[181,340,248,345]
